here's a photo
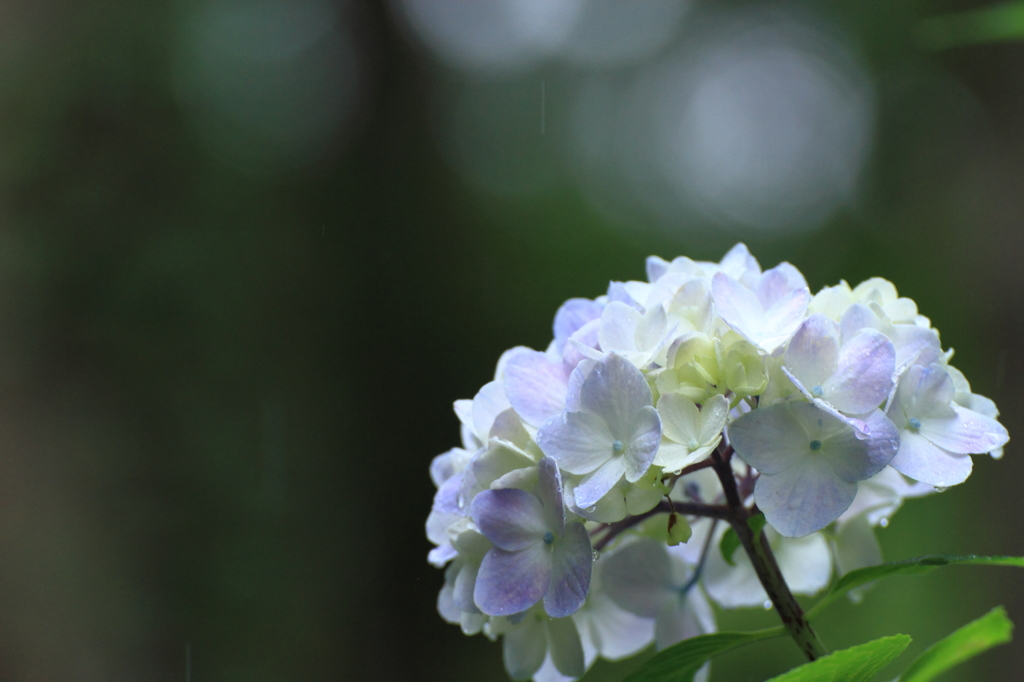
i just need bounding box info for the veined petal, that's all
[711,272,762,338]
[824,329,895,414]
[727,402,816,475]
[574,457,627,510]
[697,394,730,444]
[919,404,1008,455]
[755,457,857,537]
[821,409,899,483]
[759,287,811,352]
[624,405,662,482]
[537,411,615,475]
[579,353,654,438]
[546,615,586,678]
[504,351,572,427]
[475,544,551,616]
[471,488,548,551]
[785,315,840,390]
[545,522,592,617]
[658,393,701,444]
[889,431,972,487]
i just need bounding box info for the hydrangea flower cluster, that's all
[426,244,1008,681]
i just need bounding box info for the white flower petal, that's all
[546,615,586,678]
[537,411,615,475]
[579,353,654,437]
[727,402,815,475]
[658,393,700,444]
[602,539,674,618]
[785,315,840,393]
[504,615,547,681]
[824,329,895,414]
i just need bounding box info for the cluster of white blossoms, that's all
[426,244,1008,681]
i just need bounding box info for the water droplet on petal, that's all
[934,486,948,493]
[592,550,600,561]
[878,518,889,528]
[763,600,773,610]
[811,385,824,398]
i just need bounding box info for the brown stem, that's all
[590,500,731,552]
[710,446,828,661]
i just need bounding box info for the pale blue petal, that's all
[647,255,671,283]
[822,409,899,483]
[536,457,565,536]
[602,539,674,618]
[563,359,596,412]
[475,544,552,617]
[471,488,548,551]
[561,319,601,369]
[624,405,662,482]
[546,616,586,678]
[755,458,857,537]
[537,411,615,475]
[473,380,512,441]
[504,615,547,680]
[579,353,653,437]
[892,325,943,371]
[889,431,973,487]
[545,522,592,618]
[756,263,808,309]
[824,329,895,414]
[919,404,1009,455]
[897,364,956,419]
[554,298,604,351]
[460,442,535,508]
[428,544,457,568]
[505,351,573,427]
[727,403,812,475]
[785,314,840,394]
[760,287,811,351]
[574,457,627,510]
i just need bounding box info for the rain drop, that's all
[879,518,889,528]
[934,486,948,493]
[592,550,601,561]
[763,600,773,610]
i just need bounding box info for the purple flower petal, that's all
[475,544,552,616]
[554,298,604,351]
[505,351,573,428]
[822,409,899,483]
[545,522,592,617]
[471,488,548,551]
[825,329,895,414]
[536,457,565,536]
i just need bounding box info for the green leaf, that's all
[765,634,911,682]
[918,1,1024,49]
[898,606,1013,682]
[806,555,1024,620]
[719,528,740,566]
[718,514,765,566]
[624,628,785,682]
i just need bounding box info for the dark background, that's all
[0,0,1021,680]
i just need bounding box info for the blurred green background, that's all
[0,0,1021,679]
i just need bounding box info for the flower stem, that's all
[710,446,829,662]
